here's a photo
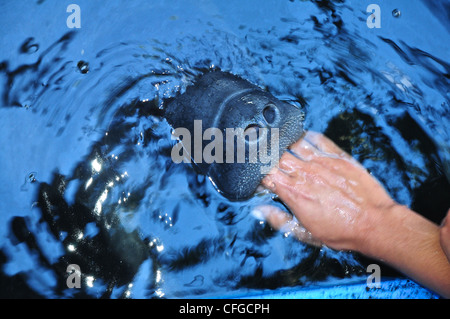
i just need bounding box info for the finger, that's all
[304,131,363,166]
[262,166,294,192]
[288,136,322,161]
[278,151,308,177]
[277,151,360,198]
[287,131,343,160]
[253,205,322,247]
[302,131,348,157]
[262,166,314,207]
[287,132,361,174]
[289,136,369,188]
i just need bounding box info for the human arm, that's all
[259,131,450,298]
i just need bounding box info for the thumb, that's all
[252,205,322,247]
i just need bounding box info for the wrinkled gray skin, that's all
[165,71,304,201]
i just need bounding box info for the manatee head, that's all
[165,71,304,201]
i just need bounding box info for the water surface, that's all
[0,0,449,298]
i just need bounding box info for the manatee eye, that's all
[263,103,277,124]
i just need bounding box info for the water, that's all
[0,0,449,298]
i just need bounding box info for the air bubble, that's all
[20,38,39,54]
[27,172,37,183]
[392,9,401,18]
[77,60,89,74]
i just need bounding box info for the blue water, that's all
[0,0,448,298]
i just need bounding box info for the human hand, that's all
[257,131,398,251]
[256,131,450,297]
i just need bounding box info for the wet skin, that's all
[257,131,450,298]
[441,212,450,263]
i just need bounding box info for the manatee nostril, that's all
[263,103,277,124]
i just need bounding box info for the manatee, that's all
[165,71,304,201]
